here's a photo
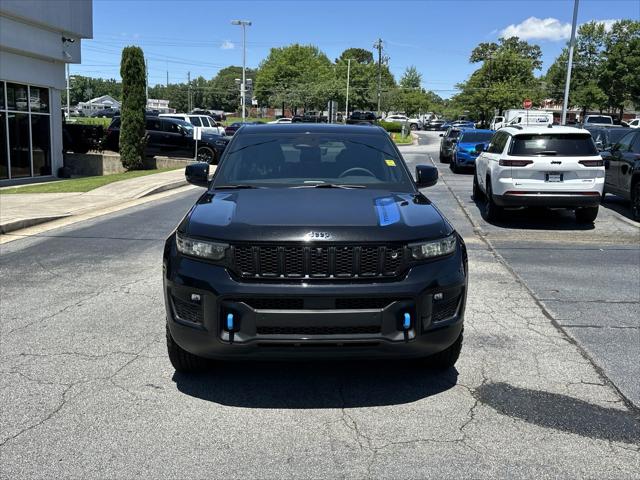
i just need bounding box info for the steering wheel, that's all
[339,167,376,178]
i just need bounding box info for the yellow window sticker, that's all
[385,159,396,167]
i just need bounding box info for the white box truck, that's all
[491,110,554,130]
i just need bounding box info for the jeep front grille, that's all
[231,244,407,280]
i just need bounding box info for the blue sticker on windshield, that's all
[375,197,400,226]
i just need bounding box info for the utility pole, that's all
[187,71,191,112]
[66,63,70,120]
[345,58,351,123]
[232,20,252,122]
[561,0,580,125]
[374,38,383,116]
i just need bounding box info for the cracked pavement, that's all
[1,136,639,478]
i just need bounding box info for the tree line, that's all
[447,19,639,122]
[66,45,442,116]
[67,20,638,120]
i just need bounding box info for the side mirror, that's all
[185,162,210,187]
[439,133,444,137]
[475,143,485,153]
[415,165,438,188]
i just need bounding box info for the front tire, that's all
[575,205,599,224]
[197,146,216,164]
[425,328,463,370]
[450,156,459,173]
[166,325,209,373]
[472,173,482,200]
[410,123,418,131]
[631,181,640,222]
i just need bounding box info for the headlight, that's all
[176,232,228,260]
[410,235,457,259]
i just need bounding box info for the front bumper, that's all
[454,152,478,166]
[163,241,467,360]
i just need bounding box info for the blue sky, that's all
[76,0,638,98]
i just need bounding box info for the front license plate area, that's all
[546,173,563,182]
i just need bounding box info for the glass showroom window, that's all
[1,81,52,179]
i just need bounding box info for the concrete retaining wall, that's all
[64,153,193,176]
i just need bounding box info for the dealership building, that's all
[0,0,92,184]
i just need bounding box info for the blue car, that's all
[450,129,495,173]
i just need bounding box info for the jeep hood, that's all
[182,188,452,243]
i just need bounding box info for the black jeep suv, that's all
[103,116,229,164]
[164,124,468,372]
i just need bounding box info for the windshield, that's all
[460,132,493,143]
[447,129,461,138]
[510,134,598,156]
[586,116,612,124]
[213,132,413,190]
[608,128,633,144]
[175,120,193,133]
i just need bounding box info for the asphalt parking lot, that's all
[408,131,640,408]
[1,133,639,478]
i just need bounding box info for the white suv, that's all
[384,114,422,130]
[159,114,225,135]
[473,126,604,223]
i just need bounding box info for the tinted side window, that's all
[189,116,202,126]
[630,133,640,154]
[163,120,181,133]
[200,117,211,127]
[145,119,162,131]
[616,132,636,152]
[487,132,507,153]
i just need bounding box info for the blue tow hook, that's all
[402,312,411,342]
[226,313,236,344]
[403,312,411,330]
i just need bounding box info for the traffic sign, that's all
[193,126,202,140]
[523,99,533,110]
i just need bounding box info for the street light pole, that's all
[345,58,351,123]
[232,20,252,122]
[561,0,580,125]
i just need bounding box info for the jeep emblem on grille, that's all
[304,231,332,241]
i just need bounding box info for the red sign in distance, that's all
[523,99,533,109]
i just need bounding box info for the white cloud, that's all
[498,17,623,42]
[500,17,571,41]
[221,40,235,50]
[596,19,620,32]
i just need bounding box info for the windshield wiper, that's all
[532,150,557,155]
[291,183,366,189]
[226,139,278,155]
[213,184,262,190]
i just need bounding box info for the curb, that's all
[0,179,188,235]
[0,215,71,234]
[138,179,188,198]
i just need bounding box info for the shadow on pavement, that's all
[476,382,640,445]
[601,194,636,223]
[471,198,596,231]
[173,360,457,409]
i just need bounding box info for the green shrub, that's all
[378,121,402,133]
[119,46,147,170]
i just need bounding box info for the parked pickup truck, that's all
[346,111,378,125]
[292,111,328,123]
